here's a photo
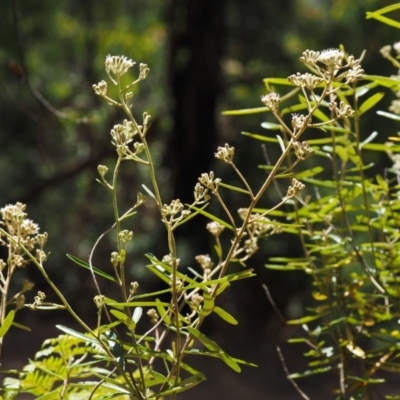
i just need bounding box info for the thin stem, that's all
[230,162,255,200]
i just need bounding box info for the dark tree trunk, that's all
[167,0,224,203]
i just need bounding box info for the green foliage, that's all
[1,333,134,400]
[223,4,400,398]
[1,55,266,399]
[3,3,400,399]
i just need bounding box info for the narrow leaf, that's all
[365,12,400,29]
[67,254,116,283]
[186,327,241,372]
[56,325,97,344]
[0,310,15,338]
[188,206,234,230]
[261,121,282,130]
[359,92,385,115]
[242,131,280,143]
[213,306,238,325]
[142,184,156,200]
[219,182,250,195]
[222,107,268,116]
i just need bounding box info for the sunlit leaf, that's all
[219,182,250,195]
[222,107,268,116]
[66,254,116,282]
[261,121,282,130]
[213,307,238,325]
[363,75,400,89]
[242,131,280,143]
[188,206,234,230]
[142,184,156,200]
[358,92,385,115]
[366,11,400,28]
[186,327,241,372]
[156,373,205,396]
[287,313,325,325]
[0,310,15,338]
[56,325,97,344]
[377,110,400,121]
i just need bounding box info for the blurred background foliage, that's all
[1,0,400,397]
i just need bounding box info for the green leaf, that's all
[56,325,98,344]
[263,77,295,86]
[0,310,15,338]
[213,307,238,325]
[281,102,308,115]
[242,131,280,142]
[358,92,385,115]
[110,309,128,321]
[155,298,171,325]
[312,108,331,122]
[11,321,31,331]
[260,121,282,130]
[176,203,209,228]
[156,373,205,396]
[222,107,268,116]
[363,74,400,89]
[366,3,400,16]
[186,327,241,372]
[219,182,250,195]
[287,313,325,325]
[104,298,169,308]
[199,292,214,317]
[363,142,400,151]
[366,10,400,29]
[188,206,234,230]
[66,254,116,283]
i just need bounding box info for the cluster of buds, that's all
[110,120,138,147]
[169,277,183,293]
[119,230,133,245]
[261,92,280,111]
[291,114,309,132]
[380,42,400,67]
[147,308,159,325]
[133,192,147,209]
[105,55,136,84]
[198,171,221,192]
[215,143,235,163]
[130,281,139,296]
[93,56,150,107]
[193,183,210,204]
[206,221,225,237]
[191,293,204,308]
[0,203,48,269]
[161,199,191,226]
[293,141,314,160]
[237,208,283,260]
[329,100,355,118]
[285,178,306,199]
[110,251,120,268]
[28,291,46,310]
[195,254,214,272]
[299,48,364,83]
[288,72,323,90]
[139,63,150,81]
[162,254,181,268]
[92,80,108,97]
